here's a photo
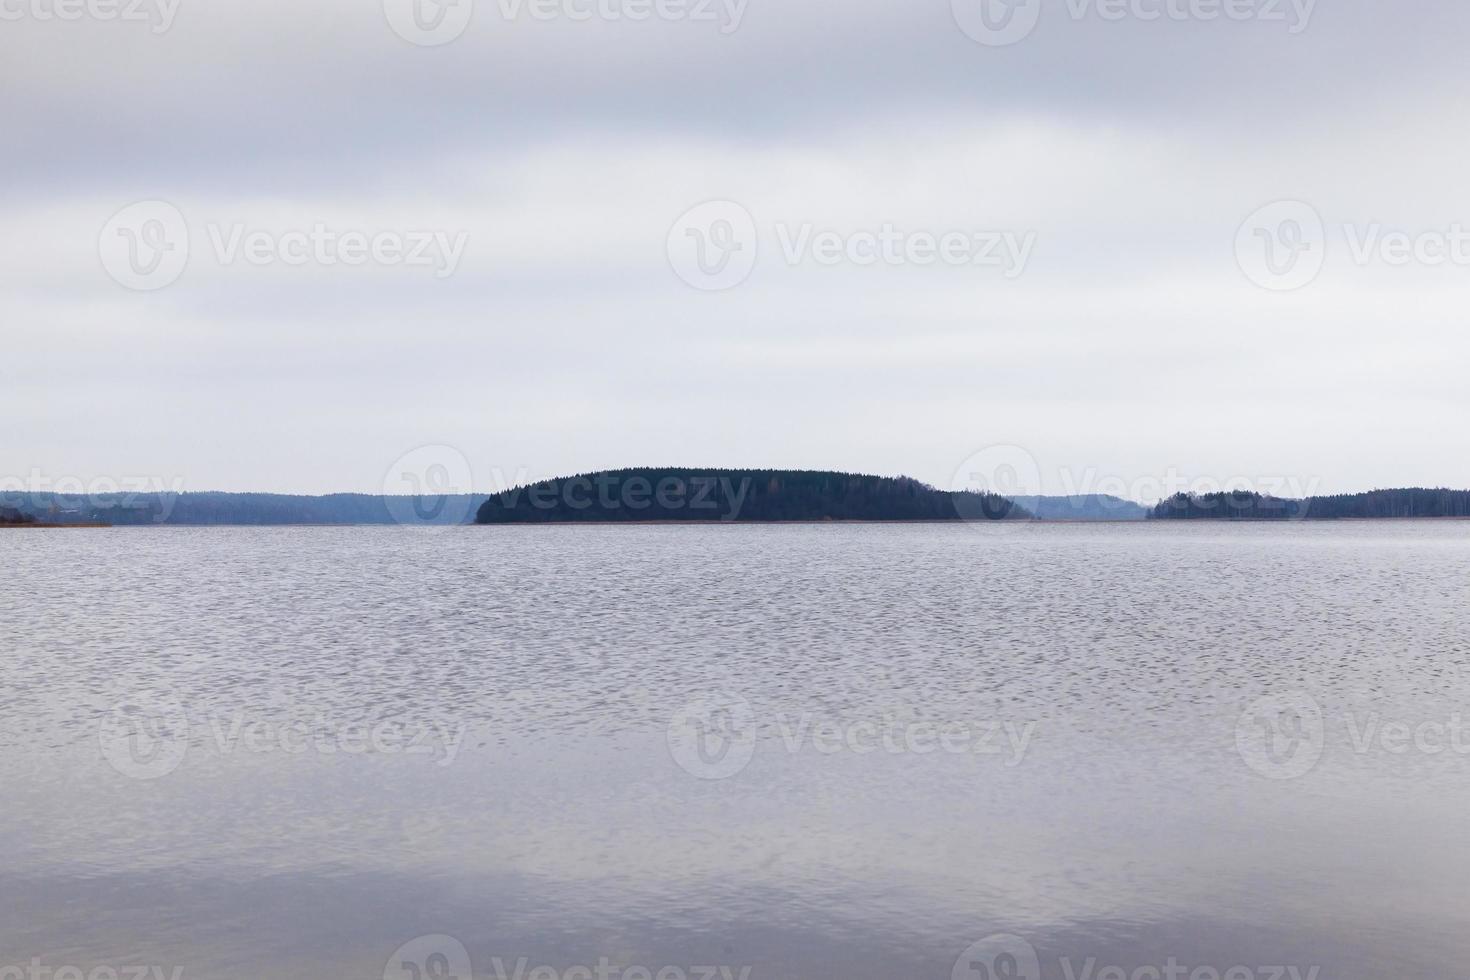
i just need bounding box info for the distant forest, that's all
[1,492,487,526]
[1151,488,1470,520]
[476,469,1029,524]
[1009,494,1148,521]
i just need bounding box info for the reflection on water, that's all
[2,523,1468,979]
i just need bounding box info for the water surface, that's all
[2,523,1468,979]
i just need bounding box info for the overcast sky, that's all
[4,0,1469,499]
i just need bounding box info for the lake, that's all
[2,523,1468,979]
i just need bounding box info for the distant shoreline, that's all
[0,523,111,529]
[7,476,1470,527]
[6,517,1470,529]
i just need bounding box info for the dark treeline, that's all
[1151,488,1470,520]
[1300,488,1470,519]
[476,469,1029,524]
[0,506,37,525]
[2,492,487,526]
[1151,492,1304,520]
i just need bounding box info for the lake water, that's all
[3,523,1468,980]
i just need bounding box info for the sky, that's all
[3,0,1469,500]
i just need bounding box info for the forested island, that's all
[1151,488,1470,520]
[475,469,1028,524]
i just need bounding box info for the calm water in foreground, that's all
[2,523,1469,979]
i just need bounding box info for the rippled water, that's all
[3,523,1468,979]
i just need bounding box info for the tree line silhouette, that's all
[1150,488,1470,520]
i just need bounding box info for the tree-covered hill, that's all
[1009,494,1148,521]
[475,469,1029,524]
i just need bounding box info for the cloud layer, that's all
[4,0,1468,495]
